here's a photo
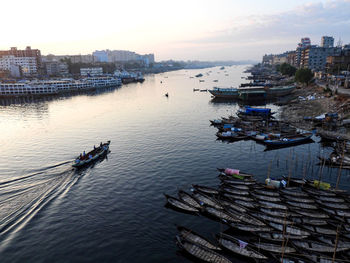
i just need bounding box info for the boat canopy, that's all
[245,107,271,115]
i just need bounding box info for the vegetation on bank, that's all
[295,68,313,86]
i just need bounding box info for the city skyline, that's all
[1,0,350,61]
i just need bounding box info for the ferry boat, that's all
[209,87,238,98]
[209,85,295,100]
[0,77,121,97]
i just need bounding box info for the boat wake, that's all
[0,160,83,251]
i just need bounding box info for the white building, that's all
[0,55,37,75]
[80,67,103,76]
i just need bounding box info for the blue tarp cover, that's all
[245,107,271,114]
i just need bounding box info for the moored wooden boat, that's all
[258,232,308,242]
[164,194,199,213]
[269,222,310,236]
[193,184,219,195]
[178,190,202,209]
[72,141,110,167]
[177,225,221,250]
[264,132,313,147]
[292,240,349,253]
[193,191,223,210]
[253,242,296,254]
[176,236,232,263]
[216,233,267,260]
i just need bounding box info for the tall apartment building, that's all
[93,50,155,65]
[0,46,42,71]
[294,37,311,67]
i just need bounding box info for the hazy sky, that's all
[1,0,349,61]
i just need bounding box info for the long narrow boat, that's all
[176,236,232,263]
[253,242,296,254]
[178,190,202,209]
[177,226,221,251]
[216,233,268,260]
[258,232,308,242]
[264,133,313,147]
[292,240,350,253]
[192,184,219,195]
[72,141,110,167]
[164,194,199,213]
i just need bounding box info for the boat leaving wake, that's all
[0,160,83,251]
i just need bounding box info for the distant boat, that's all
[193,88,199,91]
[213,80,218,82]
[200,89,207,92]
[165,93,169,97]
[195,73,203,77]
[220,66,225,70]
[199,80,205,82]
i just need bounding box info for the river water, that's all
[0,66,349,262]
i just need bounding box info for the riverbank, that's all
[280,82,350,131]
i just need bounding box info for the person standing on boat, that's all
[100,142,103,148]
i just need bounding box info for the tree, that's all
[277,63,297,77]
[295,68,313,86]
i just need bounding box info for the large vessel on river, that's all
[0,77,122,97]
[209,85,295,100]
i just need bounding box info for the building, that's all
[287,51,296,67]
[92,50,109,62]
[45,61,69,76]
[0,55,37,75]
[294,37,311,67]
[300,45,341,71]
[326,44,350,73]
[0,46,42,72]
[80,67,103,76]
[321,36,334,48]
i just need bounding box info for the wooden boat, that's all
[192,184,219,195]
[217,168,253,180]
[282,194,315,203]
[220,187,250,196]
[259,200,287,210]
[177,190,202,209]
[291,209,329,219]
[216,131,247,140]
[203,206,240,223]
[318,236,350,249]
[252,212,293,225]
[220,199,248,213]
[286,201,318,210]
[177,225,221,250]
[264,132,313,147]
[222,184,249,191]
[230,223,273,232]
[304,188,337,197]
[176,236,232,263]
[318,196,345,203]
[315,200,349,210]
[269,222,310,236]
[253,242,296,254]
[252,193,281,203]
[302,225,337,236]
[259,208,290,218]
[280,188,310,197]
[225,208,266,226]
[321,208,350,218]
[292,240,349,253]
[221,192,254,202]
[282,176,307,186]
[216,233,267,260]
[253,189,280,197]
[234,200,256,209]
[72,141,110,167]
[258,232,308,242]
[164,194,199,213]
[193,191,223,210]
[291,217,328,226]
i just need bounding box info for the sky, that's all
[0,0,349,61]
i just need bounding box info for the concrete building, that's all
[45,61,69,76]
[92,50,109,62]
[0,46,42,71]
[294,37,311,67]
[80,67,103,76]
[300,45,341,71]
[321,36,334,48]
[0,55,37,75]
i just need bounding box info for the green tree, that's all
[277,63,296,76]
[295,68,313,86]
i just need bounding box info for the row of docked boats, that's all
[0,77,122,97]
[165,168,350,262]
[211,106,314,149]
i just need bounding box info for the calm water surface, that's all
[0,66,349,262]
